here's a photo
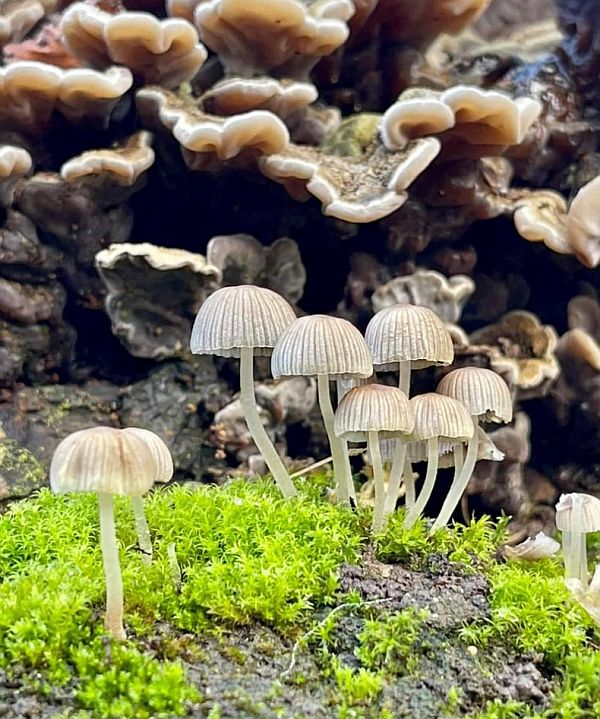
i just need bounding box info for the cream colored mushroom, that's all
[566,176,600,268]
[556,493,600,589]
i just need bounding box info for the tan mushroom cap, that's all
[193,0,354,75]
[513,190,572,256]
[61,131,155,186]
[558,328,600,372]
[381,86,541,151]
[259,136,440,223]
[122,427,174,483]
[0,0,58,45]
[436,366,513,423]
[167,0,197,22]
[365,304,454,371]
[271,314,373,380]
[334,383,413,442]
[61,3,207,88]
[566,176,600,268]
[201,77,318,119]
[50,426,165,496]
[96,241,219,276]
[408,392,474,443]
[556,493,600,533]
[190,284,296,358]
[0,144,32,205]
[0,61,133,134]
[137,86,289,163]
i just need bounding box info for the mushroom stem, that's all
[430,418,478,531]
[98,492,126,641]
[239,346,297,499]
[399,361,411,396]
[404,437,439,529]
[131,496,152,565]
[404,458,415,510]
[383,440,407,520]
[369,430,385,532]
[563,530,588,588]
[317,373,351,507]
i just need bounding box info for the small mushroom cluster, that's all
[189,283,512,533]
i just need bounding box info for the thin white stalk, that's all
[404,459,415,510]
[563,531,588,588]
[369,431,386,533]
[383,440,407,519]
[239,346,297,499]
[399,361,411,396]
[430,417,479,531]
[317,373,351,507]
[404,437,439,528]
[340,437,357,503]
[131,496,152,565]
[98,492,126,641]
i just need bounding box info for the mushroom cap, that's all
[334,383,413,442]
[566,176,600,269]
[50,426,171,496]
[556,493,600,533]
[271,314,373,380]
[365,303,454,370]
[436,367,513,423]
[190,284,296,358]
[504,532,560,561]
[408,392,474,443]
[122,427,174,483]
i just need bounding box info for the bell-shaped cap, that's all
[436,366,512,423]
[122,427,174,483]
[334,383,413,442]
[365,303,453,370]
[272,314,373,380]
[556,493,600,533]
[408,392,474,443]
[190,284,296,358]
[50,426,171,496]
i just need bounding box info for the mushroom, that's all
[556,493,600,589]
[271,314,373,507]
[50,426,171,640]
[432,366,512,530]
[190,285,298,499]
[504,531,560,561]
[403,393,474,529]
[122,427,173,565]
[334,384,413,531]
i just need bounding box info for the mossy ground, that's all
[0,475,598,718]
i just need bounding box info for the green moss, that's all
[375,509,508,570]
[0,439,46,499]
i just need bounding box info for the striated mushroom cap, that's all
[50,425,171,496]
[437,366,513,423]
[122,427,174,483]
[190,284,296,358]
[61,2,207,88]
[365,303,454,371]
[193,0,355,76]
[334,383,413,442]
[556,493,600,534]
[271,314,373,380]
[408,392,474,443]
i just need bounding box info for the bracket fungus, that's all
[190,285,298,499]
[50,426,173,640]
[556,492,600,590]
[433,366,512,530]
[381,86,541,154]
[272,314,373,506]
[334,383,413,531]
[0,144,32,206]
[0,0,59,45]
[96,242,219,359]
[137,86,289,168]
[61,2,208,88]
[193,0,355,77]
[403,393,475,529]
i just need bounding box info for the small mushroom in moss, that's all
[334,383,413,532]
[433,366,512,530]
[272,314,373,507]
[556,493,600,589]
[50,426,170,640]
[190,285,298,499]
[504,532,560,561]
